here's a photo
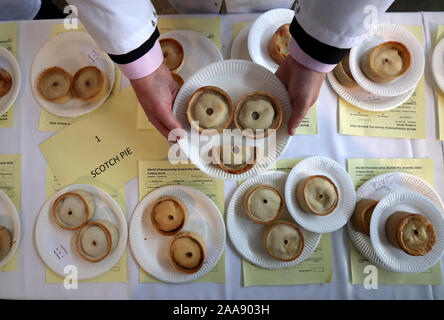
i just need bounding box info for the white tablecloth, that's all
[0,12,444,300]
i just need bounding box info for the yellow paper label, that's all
[0,22,17,128]
[40,87,170,190]
[44,166,127,283]
[38,24,122,132]
[0,154,21,271]
[241,158,333,286]
[339,25,426,139]
[347,158,441,285]
[138,160,225,284]
[435,25,444,140]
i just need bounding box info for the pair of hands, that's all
[131,56,326,139]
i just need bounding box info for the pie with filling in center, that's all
[244,184,284,225]
[149,197,187,236]
[0,226,12,261]
[212,145,257,174]
[160,38,185,73]
[52,190,96,231]
[268,24,291,65]
[0,68,12,98]
[72,66,109,103]
[37,67,72,103]
[264,221,304,262]
[169,232,207,274]
[296,175,339,216]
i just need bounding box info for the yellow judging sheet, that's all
[339,25,426,139]
[136,17,221,130]
[0,22,17,128]
[40,87,170,190]
[0,155,21,271]
[138,160,225,283]
[38,24,122,132]
[45,166,127,283]
[435,25,444,140]
[347,158,442,285]
[242,158,333,287]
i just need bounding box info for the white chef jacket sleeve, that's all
[67,0,162,80]
[289,0,394,72]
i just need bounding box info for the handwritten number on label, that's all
[95,136,101,143]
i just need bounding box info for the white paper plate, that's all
[370,192,444,273]
[34,184,127,280]
[347,172,444,270]
[0,46,21,118]
[231,23,252,61]
[173,59,292,181]
[227,171,321,269]
[248,8,294,73]
[129,185,226,283]
[160,29,223,81]
[285,156,356,233]
[349,23,424,97]
[432,36,444,94]
[0,189,20,268]
[30,31,115,117]
[327,71,414,112]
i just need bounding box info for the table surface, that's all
[1,12,444,300]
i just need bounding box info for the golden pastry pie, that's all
[235,91,282,139]
[171,72,184,88]
[244,184,284,225]
[333,52,358,88]
[149,197,187,236]
[0,68,12,98]
[351,199,378,236]
[169,232,206,274]
[160,38,184,73]
[37,67,73,103]
[264,220,304,262]
[72,66,109,103]
[186,86,234,135]
[52,190,96,231]
[268,24,291,65]
[296,175,339,216]
[0,225,12,261]
[212,145,257,174]
[76,220,119,263]
[385,212,436,256]
[361,41,411,83]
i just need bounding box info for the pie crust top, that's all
[150,197,187,236]
[187,86,233,134]
[171,73,184,88]
[76,220,118,263]
[268,24,291,65]
[169,232,206,274]
[37,67,72,102]
[296,175,339,215]
[160,38,184,72]
[0,226,12,261]
[53,190,96,231]
[264,221,304,262]
[0,68,12,98]
[212,145,257,174]
[72,66,108,102]
[245,185,284,224]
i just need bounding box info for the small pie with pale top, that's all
[0,225,12,261]
[149,197,187,236]
[187,86,234,135]
[351,199,378,236]
[361,41,411,83]
[385,212,436,256]
[264,220,304,262]
[268,24,291,65]
[235,91,282,139]
[296,175,339,216]
[37,67,72,103]
[171,73,184,88]
[76,220,119,263]
[0,68,12,98]
[169,231,207,274]
[212,145,257,174]
[72,66,109,103]
[160,38,184,73]
[52,190,96,231]
[244,184,284,225]
[333,52,358,88]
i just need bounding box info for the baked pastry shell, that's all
[351,199,378,236]
[52,191,94,231]
[244,184,284,225]
[295,175,339,216]
[0,68,12,98]
[268,24,290,65]
[36,66,73,103]
[0,226,12,261]
[168,231,207,274]
[234,91,283,139]
[211,145,258,175]
[263,220,305,262]
[333,54,358,88]
[171,72,184,88]
[186,86,234,136]
[72,66,108,102]
[361,41,411,83]
[160,38,185,73]
[149,197,188,236]
[75,221,114,263]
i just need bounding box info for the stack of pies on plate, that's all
[263,221,304,262]
[351,199,378,236]
[212,145,257,175]
[296,175,339,216]
[385,211,436,256]
[149,197,187,236]
[169,232,207,274]
[0,68,12,98]
[0,225,12,261]
[268,24,291,65]
[244,184,284,224]
[160,38,185,73]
